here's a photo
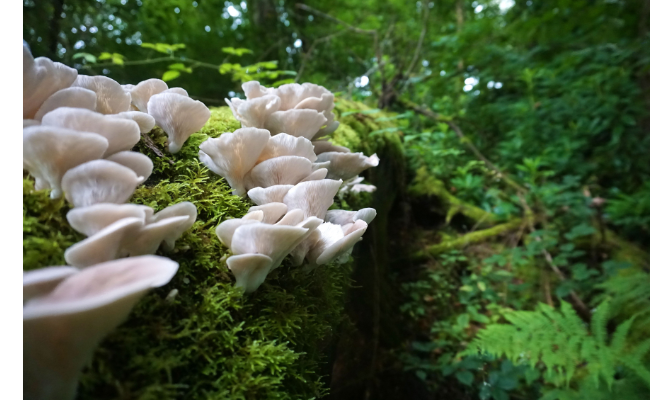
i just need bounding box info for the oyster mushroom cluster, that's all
[206,81,381,292]
[23,43,210,154]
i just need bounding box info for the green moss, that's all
[23,104,390,399]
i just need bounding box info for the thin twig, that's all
[141,132,174,165]
[296,3,377,35]
[403,5,430,80]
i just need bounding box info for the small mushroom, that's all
[230,223,309,269]
[312,140,351,155]
[23,267,79,303]
[265,109,328,139]
[129,78,168,112]
[66,203,152,236]
[307,220,368,266]
[106,151,154,181]
[64,217,144,267]
[316,152,380,181]
[247,185,294,205]
[216,219,261,248]
[226,95,281,128]
[325,208,377,225]
[163,87,189,96]
[23,45,78,119]
[71,75,131,114]
[300,168,328,183]
[282,179,343,219]
[33,87,97,121]
[248,202,288,224]
[226,254,274,293]
[61,160,145,207]
[198,128,271,196]
[257,133,317,163]
[244,156,314,189]
[24,255,178,400]
[275,209,305,226]
[23,126,109,199]
[41,107,141,156]
[124,216,190,256]
[243,210,264,221]
[147,92,211,153]
[108,111,156,133]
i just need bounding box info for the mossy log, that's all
[23,101,399,400]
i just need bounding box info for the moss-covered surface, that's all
[23,102,402,399]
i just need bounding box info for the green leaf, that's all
[455,370,474,386]
[168,63,192,73]
[477,282,487,292]
[72,52,97,63]
[271,78,296,87]
[162,70,181,82]
[98,52,113,60]
[221,47,254,56]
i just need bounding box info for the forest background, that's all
[23,0,650,399]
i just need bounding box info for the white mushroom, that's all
[64,217,144,267]
[226,95,281,128]
[316,152,380,181]
[265,109,328,139]
[23,126,109,199]
[243,210,264,221]
[33,87,97,121]
[23,44,78,119]
[61,159,145,207]
[129,78,168,112]
[230,223,309,270]
[215,219,260,248]
[312,140,351,155]
[339,176,378,195]
[71,75,131,114]
[124,216,190,256]
[106,151,154,181]
[247,185,294,205]
[244,156,314,189]
[108,111,156,133]
[23,255,178,400]
[307,220,368,266]
[248,202,288,224]
[147,92,211,153]
[325,208,377,225]
[198,128,271,196]
[163,87,189,97]
[226,254,274,293]
[23,267,79,303]
[41,107,141,156]
[257,133,317,163]
[282,179,343,219]
[300,168,328,183]
[66,203,153,236]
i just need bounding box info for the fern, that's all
[595,271,650,333]
[462,301,650,391]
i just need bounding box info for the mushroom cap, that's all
[41,107,141,156]
[226,95,281,128]
[24,256,177,400]
[61,159,145,207]
[325,208,377,226]
[312,221,367,265]
[312,140,351,155]
[300,168,328,183]
[265,109,327,139]
[216,219,260,248]
[71,75,131,114]
[245,156,314,189]
[257,133,317,163]
[64,217,144,267]
[248,202,288,224]
[162,87,189,97]
[198,128,271,196]
[282,179,342,219]
[124,215,190,256]
[147,92,211,153]
[243,210,264,221]
[66,203,153,236]
[106,151,154,181]
[247,185,294,205]
[129,78,168,112]
[351,183,377,194]
[230,223,308,263]
[274,209,305,226]
[23,46,78,119]
[23,266,79,303]
[151,201,197,223]
[108,111,156,133]
[287,216,324,266]
[226,254,274,293]
[316,152,380,181]
[23,126,109,199]
[34,87,97,121]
